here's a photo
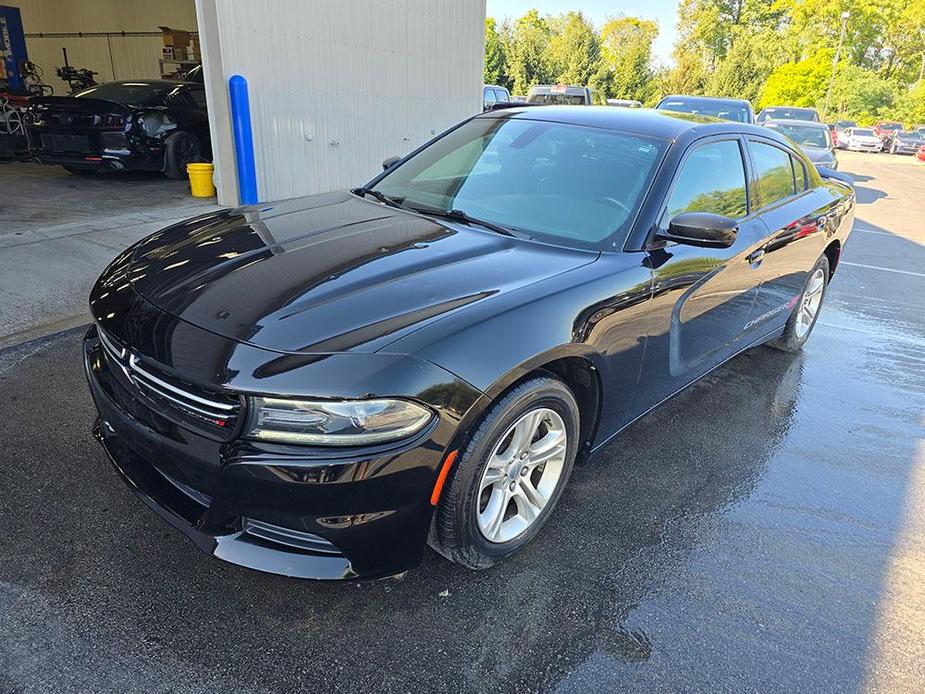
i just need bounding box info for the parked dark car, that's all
[85,107,853,580]
[656,95,755,123]
[483,84,512,111]
[756,106,820,124]
[763,119,838,169]
[30,79,209,178]
[887,130,924,155]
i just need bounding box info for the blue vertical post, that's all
[228,74,258,205]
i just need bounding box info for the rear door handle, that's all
[747,248,766,265]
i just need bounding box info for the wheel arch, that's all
[824,239,841,275]
[459,345,605,463]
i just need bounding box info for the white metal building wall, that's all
[197,0,485,205]
[13,0,197,95]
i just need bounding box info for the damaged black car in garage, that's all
[29,79,209,178]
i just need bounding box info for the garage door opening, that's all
[0,0,217,236]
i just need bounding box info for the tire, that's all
[163,131,201,180]
[768,254,829,352]
[429,376,580,570]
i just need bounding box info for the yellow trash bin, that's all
[187,162,216,197]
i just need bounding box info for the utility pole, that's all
[824,11,851,118]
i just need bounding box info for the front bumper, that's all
[846,143,882,152]
[83,325,479,579]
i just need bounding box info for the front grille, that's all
[40,133,91,152]
[243,518,341,555]
[98,327,242,434]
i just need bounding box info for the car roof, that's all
[658,94,751,107]
[760,105,818,111]
[529,85,589,93]
[478,105,775,142]
[98,80,188,89]
[764,118,827,128]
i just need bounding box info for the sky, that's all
[485,0,680,66]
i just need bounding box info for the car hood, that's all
[124,191,598,354]
[800,145,833,162]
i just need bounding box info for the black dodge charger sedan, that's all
[84,107,854,579]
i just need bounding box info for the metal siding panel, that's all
[212,0,485,202]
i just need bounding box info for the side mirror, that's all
[382,156,401,171]
[661,212,737,248]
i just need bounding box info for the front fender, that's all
[386,254,654,447]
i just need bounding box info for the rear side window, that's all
[792,155,807,191]
[663,140,748,222]
[750,142,796,207]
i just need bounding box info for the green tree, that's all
[890,79,925,125]
[758,50,834,109]
[508,10,553,96]
[483,17,508,87]
[828,63,895,123]
[544,12,600,88]
[598,16,659,102]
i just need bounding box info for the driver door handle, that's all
[747,248,766,266]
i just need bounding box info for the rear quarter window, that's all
[750,142,797,207]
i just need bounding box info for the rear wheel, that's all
[768,254,829,352]
[163,131,201,179]
[429,377,580,570]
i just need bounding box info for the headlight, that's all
[245,397,433,446]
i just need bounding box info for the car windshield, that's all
[372,116,668,250]
[853,129,875,136]
[73,82,166,106]
[658,100,750,123]
[879,123,903,131]
[527,93,588,105]
[761,108,817,122]
[766,123,830,148]
[899,132,923,141]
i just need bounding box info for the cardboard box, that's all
[159,26,191,48]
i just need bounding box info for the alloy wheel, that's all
[476,407,567,544]
[795,268,825,338]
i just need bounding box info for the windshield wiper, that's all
[351,187,414,212]
[419,207,522,238]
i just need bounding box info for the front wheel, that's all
[429,377,580,570]
[768,255,829,352]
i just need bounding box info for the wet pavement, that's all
[1,151,923,693]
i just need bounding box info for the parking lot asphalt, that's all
[1,151,923,693]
